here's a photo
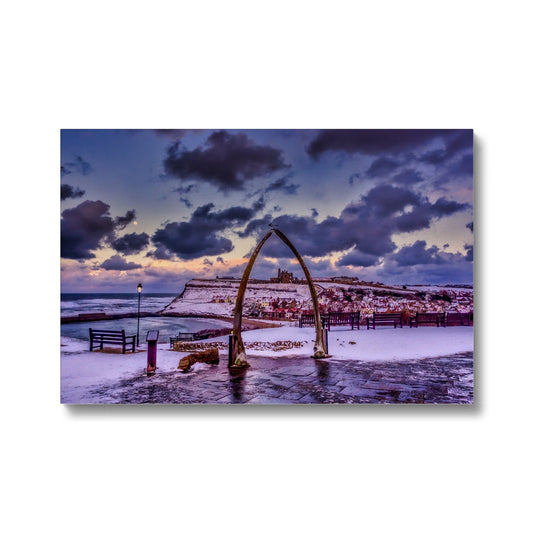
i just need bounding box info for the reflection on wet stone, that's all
[86,352,473,404]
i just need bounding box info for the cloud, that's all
[336,249,381,267]
[163,130,289,191]
[100,254,142,271]
[153,129,191,140]
[61,184,85,201]
[466,221,474,232]
[61,200,136,260]
[173,183,196,208]
[114,210,136,230]
[61,166,72,177]
[264,174,300,195]
[363,184,421,217]
[173,184,197,195]
[179,197,192,208]
[236,214,273,238]
[364,240,473,284]
[392,240,444,266]
[307,129,468,159]
[391,168,424,185]
[61,155,93,176]
[417,131,473,182]
[252,195,266,212]
[111,232,150,255]
[150,202,257,260]
[366,157,401,178]
[431,197,470,216]
[240,184,470,262]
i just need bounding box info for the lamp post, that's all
[136,283,143,347]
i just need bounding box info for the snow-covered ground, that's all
[238,325,473,360]
[61,325,473,403]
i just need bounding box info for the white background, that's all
[1,1,532,532]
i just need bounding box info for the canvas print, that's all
[61,129,474,404]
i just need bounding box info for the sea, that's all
[60,293,231,343]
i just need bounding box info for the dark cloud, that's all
[393,240,444,266]
[163,130,289,191]
[237,214,273,238]
[61,184,85,201]
[418,131,473,167]
[151,202,256,260]
[448,153,473,177]
[264,174,300,195]
[363,184,421,217]
[240,184,470,262]
[336,249,380,267]
[417,149,448,165]
[114,210,136,230]
[252,195,266,212]
[394,196,469,233]
[374,252,473,285]
[216,256,226,264]
[173,184,197,195]
[100,254,142,271]
[467,221,474,232]
[307,130,469,159]
[146,247,174,260]
[464,244,473,262]
[62,155,93,176]
[348,173,360,185]
[173,184,196,208]
[60,166,72,177]
[154,130,191,140]
[363,240,474,284]
[179,197,192,208]
[61,201,135,260]
[310,208,319,218]
[391,168,424,185]
[431,197,470,216]
[366,157,401,178]
[111,232,150,255]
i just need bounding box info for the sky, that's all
[60,129,473,293]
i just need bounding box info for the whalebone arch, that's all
[231,228,328,368]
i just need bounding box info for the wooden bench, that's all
[299,313,317,328]
[89,328,136,353]
[409,312,445,328]
[170,332,197,347]
[326,311,361,331]
[299,312,360,330]
[366,312,403,329]
[445,312,473,326]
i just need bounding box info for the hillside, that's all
[160,277,474,319]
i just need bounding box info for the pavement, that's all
[83,352,474,404]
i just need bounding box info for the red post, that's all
[146,330,159,375]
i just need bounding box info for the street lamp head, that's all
[137,283,143,293]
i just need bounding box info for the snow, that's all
[61,325,473,402]
[235,325,473,360]
[60,336,203,403]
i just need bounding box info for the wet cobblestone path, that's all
[87,352,473,404]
